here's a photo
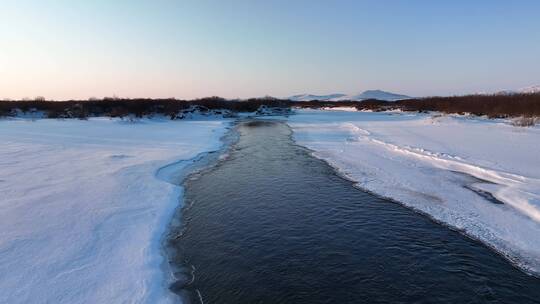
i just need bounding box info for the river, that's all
[167,120,540,304]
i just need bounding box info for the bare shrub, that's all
[511,116,539,127]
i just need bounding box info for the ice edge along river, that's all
[284,109,540,277]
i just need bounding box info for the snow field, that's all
[0,117,229,303]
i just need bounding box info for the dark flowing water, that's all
[168,120,540,304]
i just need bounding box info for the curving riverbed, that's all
[168,120,540,304]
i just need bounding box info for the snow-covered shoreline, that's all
[286,109,540,276]
[2,110,539,303]
[0,117,230,303]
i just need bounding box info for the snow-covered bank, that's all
[0,117,229,303]
[287,110,540,275]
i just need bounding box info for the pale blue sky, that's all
[1,0,539,100]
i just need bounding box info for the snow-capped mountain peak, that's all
[495,84,540,95]
[289,90,411,102]
[518,85,540,94]
[345,90,411,101]
[288,93,347,101]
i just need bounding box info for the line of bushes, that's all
[392,93,540,118]
[1,93,539,119]
[288,93,540,118]
[0,97,292,119]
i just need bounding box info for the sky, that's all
[1,0,540,100]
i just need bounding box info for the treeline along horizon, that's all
[1,93,539,119]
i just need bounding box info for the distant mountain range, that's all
[495,85,540,95]
[289,90,411,102]
[288,84,539,102]
[289,93,348,101]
